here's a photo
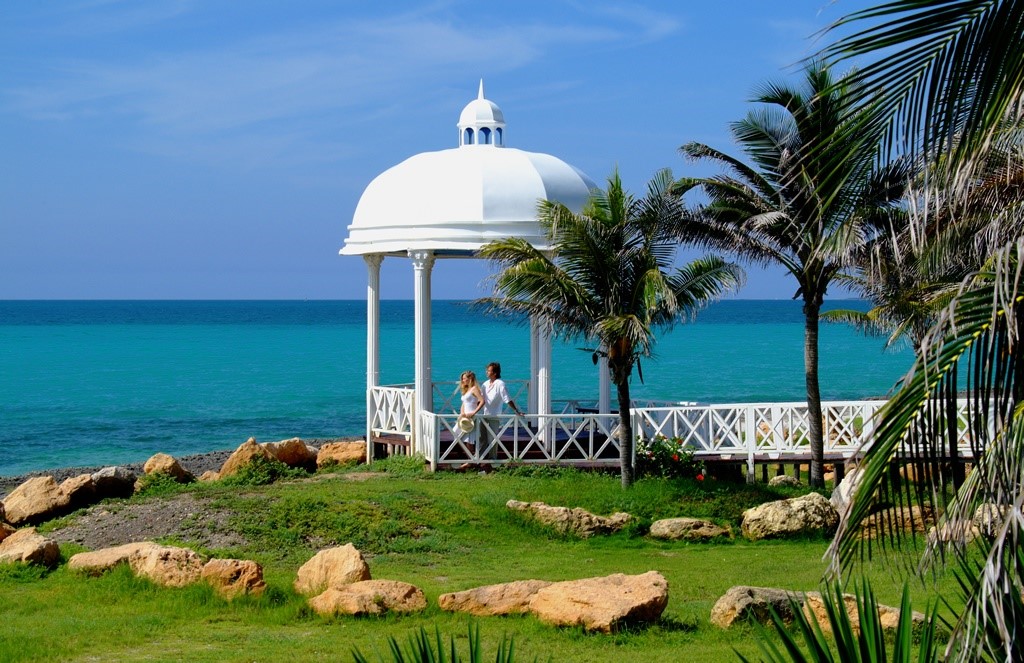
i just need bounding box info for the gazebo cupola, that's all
[459,80,505,147]
[341,82,600,462]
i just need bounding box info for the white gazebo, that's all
[340,82,611,465]
[336,84,968,480]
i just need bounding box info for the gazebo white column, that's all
[364,254,383,458]
[410,250,435,453]
[529,319,540,414]
[536,325,552,446]
[598,350,611,414]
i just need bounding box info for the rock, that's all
[528,571,668,633]
[198,470,220,482]
[973,503,1015,537]
[0,501,5,523]
[710,585,805,628]
[927,519,981,545]
[803,592,926,635]
[308,580,427,616]
[859,505,934,540]
[506,500,632,537]
[264,438,317,469]
[218,437,273,479]
[317,441,366,468]
[91,466,138,499]
[741,492,838,540]
[68,542,163,576]
[0,527,60,567]
[60,474,97,509]
[2,476,71,526]
[830,465,863,513]
[649,517,731,541]
[0,521,15,543]
[202,558,266,599]
[769,475,801,488]
[128,544,204,587]
[294,543,372,595]
[143,453,194,483]
[438,580,552,616]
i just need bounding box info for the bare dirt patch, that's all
[46,493,246,551]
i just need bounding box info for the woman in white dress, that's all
[459,370,484,425]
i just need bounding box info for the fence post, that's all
[744,405,756,483]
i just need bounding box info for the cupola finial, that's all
[478,79,484,100]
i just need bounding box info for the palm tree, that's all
[477,170,743,488]
[674,62,908,488]
[813,2,1024,659]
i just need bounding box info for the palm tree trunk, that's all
[804,301,825,488]
[612,362,635,489]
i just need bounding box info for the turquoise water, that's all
[0,300,913,476]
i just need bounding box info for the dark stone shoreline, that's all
[0,436,362,499]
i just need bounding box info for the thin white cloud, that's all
[0,4,669,168]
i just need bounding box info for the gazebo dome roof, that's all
[340,82,597,257]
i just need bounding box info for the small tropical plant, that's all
[351,623,523,663]
[741,580,941,663]
[635,435,706,480]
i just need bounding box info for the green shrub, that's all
[221,455,308,486]
[370,454,429,477]
[133,472,189,496]
[636,435,706,480]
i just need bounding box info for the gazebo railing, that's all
[369,385,415,448]
[419,411,623,470]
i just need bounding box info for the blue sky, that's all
[0,0,877,300]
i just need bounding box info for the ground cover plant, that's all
[0,462,959,663]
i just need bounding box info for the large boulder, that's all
[59,474,97,509]
[68,542,163,576]
[649,517,731,542]
[317,442,366,468]
[143,453,194,483]
[769,475,801,488]
[308,580,427,616]
[91,466,137,499]
[528,571,668,633]
[128,544,204,587]
[742,492,838,540]
[294,543,371,596]
[506,500,631,537]
[202,558,266,599]
[0,522,15,543]
[859,505,934,540]
[710,585,805,628]
[438,580,553,616]
[264,438,317,469]
[2,476,71,526]
[0,527,60,567]
[218,437,273,479]
[803,592,926,635]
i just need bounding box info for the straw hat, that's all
[457,415,475,433]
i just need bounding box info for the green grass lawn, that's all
[0,462,957,662]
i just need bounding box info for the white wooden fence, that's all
[367,385,975,477]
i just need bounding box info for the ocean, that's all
[0,300,913,476]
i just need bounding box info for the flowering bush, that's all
[635,435,706,480]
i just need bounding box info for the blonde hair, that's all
[460,371,477,393]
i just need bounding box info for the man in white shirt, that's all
[481,362,522,458]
